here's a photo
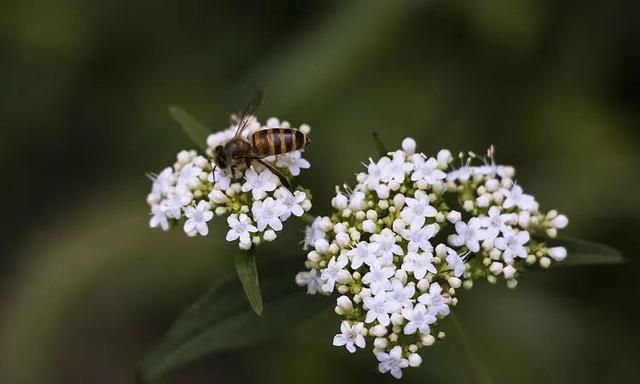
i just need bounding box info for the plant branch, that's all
[450,313,493,384]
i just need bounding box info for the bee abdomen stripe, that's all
[279,129,288,153]
[269,130,279,155]
[293,131,305,150]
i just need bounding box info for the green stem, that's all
[450,313,493,384]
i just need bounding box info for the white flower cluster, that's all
[146,117,312,249]
[296,138,568,379]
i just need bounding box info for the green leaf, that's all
[544,237,625,267]
[168,105,209,151]
[234,249,263,316]
[371,131,389,157]
[138,260,330,383]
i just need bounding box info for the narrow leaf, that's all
[234,249,263,316]
[542,237,625,267]
[372,131,389,157]
[168,105,209,151]
[138,260,330,383]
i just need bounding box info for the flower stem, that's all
[450,313,493,384]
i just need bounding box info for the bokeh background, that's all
[1,0,639,383]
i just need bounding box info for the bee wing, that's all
[234,88,264,138]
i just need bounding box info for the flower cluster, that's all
[146,117,312,249]
[296,138,568,378]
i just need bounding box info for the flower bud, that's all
[476,194,491,207]
[374,337,388,350]
[435,243,447,258]
[363,220,377,233]
[422,334,436,346]
[447,277,462,288]
[336,270,353,284]
[332,193,348,210]
[335,232,350,246]
[489,262,503,275]
[314,239,330,253]
[547,246,567,261]
[408,353,422,367]
[402,137,417,154]
[417,279,430,292]
[391,313,404,326]
[370,324,388,337]
[551,214,569,229]
[437,149,452,168]
[394,269,408,284]
[307,251,321,263]
[503,265,516,279]
[263,230,277,242]
[539,257,551,269]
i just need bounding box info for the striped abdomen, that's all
[251,128,308,157]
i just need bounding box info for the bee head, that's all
[213,145,227,169]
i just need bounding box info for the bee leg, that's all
[210,162,217,183]
[256,159,293,192]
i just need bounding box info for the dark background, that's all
[1,0,639,383]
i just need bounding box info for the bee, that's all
[212,89,309,191]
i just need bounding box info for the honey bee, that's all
[212,89,309,191]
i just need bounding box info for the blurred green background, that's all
[1,0,639,383]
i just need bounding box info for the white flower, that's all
[151,167,175,196]
[275,151,310,176]
[388,279,416,309]
[448,218,487,253]
[242,167,279,200]
[321,255,349,293]
[252,197,286,231]
[502,184,537,211]
[226,213,258,245]
[402,304,436,335]
[275,188,306,220]
[364,157,388,189]
[494,228,530,263]
[208,167,232,191]
[177,163,203,188]
[296,269,323,294]
[411,156,446,184]
[402,222,438,252]
[332,321,366,353]
[401,251,437,279]
[400,194,437,226]
[363,291,399,326]
[418,282,449,317]
[149,204,170,231]
[375,346,409,379]
[371,228,404,259]
[382,151,413,183]
[347,241,379,269]
[484,206,514,239]
[348,191,367,211]
[447,166,472,182]
[362,260,395,294]
[294,139,570,378]
[164,187,193,219]
[445,248,466,277]
[303,217,327,250]
[183,200,213,236]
